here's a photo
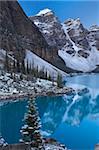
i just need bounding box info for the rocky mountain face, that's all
[30,9,67,49]
[0,1,58,71]
[64,19,90,51]
[0,1,50,60]
[87,25,99,50]
[30,9,99,72]
[0,1,70,74]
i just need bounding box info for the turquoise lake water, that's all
[0,74,99,150]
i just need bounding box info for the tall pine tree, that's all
[57,73,63,88]
[20,96,45,150]
[21,59,25,74]
[26,59,29,75]
[16,59,20,73]
[4,50,9,72]
[12,57,16,73]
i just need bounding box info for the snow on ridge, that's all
[62,23,80,52]
[64,18,81,30]
[89,25,99,31]
[58,49,98,72]
[25,50,67,78]
[58,24,99,72]
[36,8,52,16]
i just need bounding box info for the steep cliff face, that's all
[87,25,99,72]
[0,1,69,74]
[0,1,49,61]
[87,25,99,51]
[64,18,90,51]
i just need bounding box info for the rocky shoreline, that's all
[0,72,75,102]
[0,141,68,150]
[0,86,75,102]
[0,72,91,103]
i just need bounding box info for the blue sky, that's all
[18,0,99,28]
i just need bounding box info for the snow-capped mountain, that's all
[59,22,99,72]
[0,1,99,74]
[0,1,69,76]
[30,8,67,49]
[30,9,99,72]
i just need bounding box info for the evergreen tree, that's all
[48,73,51,81]
[35,65,39,78]
[52,73,55,86]
[13,73,16,82]
[16,59,20,73]
[29,62,32,75]
[21,59,25,74]
[4,50,9,72]
[57,73,63,88]
[31,60,34,76]
[26,59,29,74]
[20,96,45,150]
[20,74,23,80]
[45,69,48,80]
[12,57,16,73]
[39,67,45,79]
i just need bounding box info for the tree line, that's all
[4,50,63,87]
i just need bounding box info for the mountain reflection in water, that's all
[37,89,99,135]
[0,74,99,150]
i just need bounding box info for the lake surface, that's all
[66,73,99,89]
[0,74,99,150]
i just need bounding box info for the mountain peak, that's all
[89,25,99,31]
[36,8,53,16]
[64,18,81,28]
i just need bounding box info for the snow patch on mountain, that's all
[58,49,98,72]
[89,25,99,31]
[25,50,67,77]
[34,21,52,34]
[58,23,99,72]
[36,8,52,16]
[62,23,80,52]
[64,18,82,36]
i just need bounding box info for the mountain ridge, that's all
[30,8,99,72]
[0,1,74,75]
[0,2,99,74]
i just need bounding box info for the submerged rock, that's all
[77,88,89,96]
